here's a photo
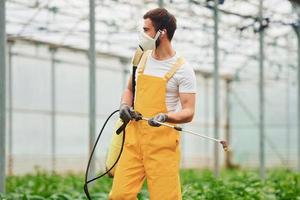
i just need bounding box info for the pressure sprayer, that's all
[83,110,228,199]
[141,116,228,150]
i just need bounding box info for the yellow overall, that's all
[109,51,185,200]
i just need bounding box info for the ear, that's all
[160,29,167,38]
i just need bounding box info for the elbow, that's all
[187,116,193,123]
[186,111,194,123]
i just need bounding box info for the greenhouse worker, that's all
[109,8,196,200]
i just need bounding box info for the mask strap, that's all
[153,30,161,40]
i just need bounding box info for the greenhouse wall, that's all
[5,38,298,174]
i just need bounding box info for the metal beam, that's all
[8,42,12,176]
[224,80,232,168]
[298,26,300,172]
[213,0,220,177]
[204,77,210,168]
[50,47,56,173]
[289,0,300,170]
[259,0,265,179]
[285,36,291,167]
[294,25,300,171]
[88,0,96,178]
[0,0,6,194]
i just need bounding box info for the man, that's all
[109,8,196,200]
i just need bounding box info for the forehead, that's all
[143,18,155,29]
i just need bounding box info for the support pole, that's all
[285,36,291,167]
[89,0,96,178]
[294,25,300,171]
[50,47,56,173]
[213,0,220,177]
[298,26,300,172]
[8,42,12,176]
[289,0,300,172]
[204,77,210,168]
[224,80,233,168]
[286,62,291,167]
[0,0,6,193]
[258,0,265,179]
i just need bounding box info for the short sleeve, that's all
[177,63,197,93]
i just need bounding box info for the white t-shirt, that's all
[134,51,196,113]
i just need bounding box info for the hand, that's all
[119,103,133,124]
[148,113,168,127]
[119,104,142,123]
[131,111,142,121]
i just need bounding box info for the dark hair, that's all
[143,8,177,41]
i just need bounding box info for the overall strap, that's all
[137,50,151,74]
[131,47,144,108]
[163,57,185,81]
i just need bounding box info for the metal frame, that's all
[50,47,56,173]
[7,41,12,176]
[213,0,220,177]
[259,0,265,179]
[0,0,6,193]
[88,0,96,179]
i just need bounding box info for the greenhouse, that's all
[0,0,300,199]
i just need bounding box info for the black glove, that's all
[148,113,168,127]
[119,103,133,124]
[131,111,143,121]
[119,104,142,123]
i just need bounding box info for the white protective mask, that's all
[138,30,161,51]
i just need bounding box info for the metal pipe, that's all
[141,117,228,150]
[0,0,6,193]
[89,0,96,178]
[289,0,300,172]
[285,36,291,167]
[298,26,300,172]
[295,25,300,171]
[224,80,233,168]
[50,47,56,173]
[204,77,210,167]
[259,0,265,179]
[8,42,12,176]
[213,0,220,177]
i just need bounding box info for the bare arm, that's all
[166,93,195,124]
[120,76,133,106]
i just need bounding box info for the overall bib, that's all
[109,51,185,200]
